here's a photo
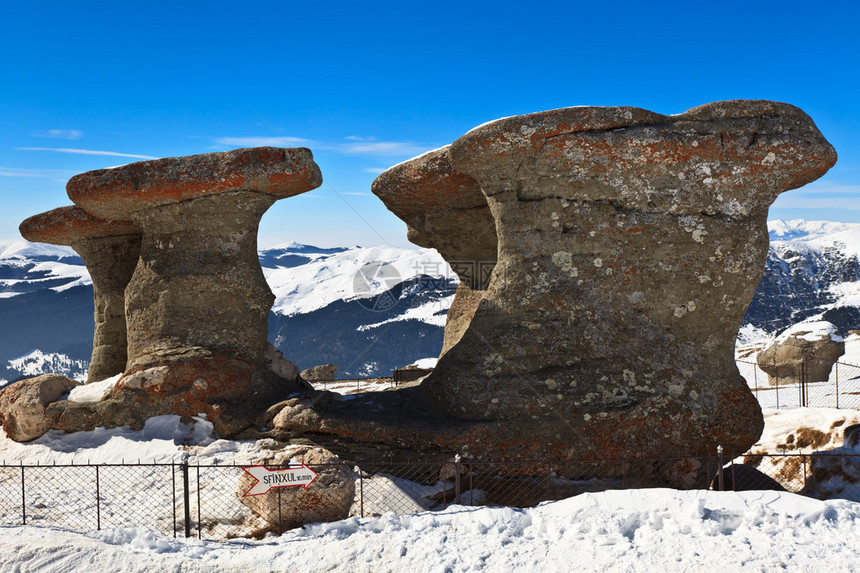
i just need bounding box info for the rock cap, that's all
[19,205,140,246]
[67,146,324,220]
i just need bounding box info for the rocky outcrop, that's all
[0,374,80,441]
[52,147,323,436]
[237,445,354,532]
[18,206,140,382]
[300,364,339,382]
[757,320,845,385]
[281,101,836,488]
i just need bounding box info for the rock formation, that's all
[18,206,141,382]
[0,374,80,441]
[300,364,339,382]
[757,320,845,385]
[237,445,354,532]
[51,147,323,436]
[274,101,836,487]
[371,146,497,356]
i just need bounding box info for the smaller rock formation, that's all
[0,374,80,441]
[758,320,845,385]
[266,343,301,383]
[58,147,322,436]
[300,364,339,382]
[237,445,354,532]
[18,206,140,382]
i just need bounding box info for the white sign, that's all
[241,464,319,497]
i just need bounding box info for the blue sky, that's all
[1,1,858,248]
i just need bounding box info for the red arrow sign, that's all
[241,464,319,497]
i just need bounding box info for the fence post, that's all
[181,461,191,538]
[196,464,202,539]
[836,363,840,409]
[20,462,25,526]
[775,365,780,410]
[359,471,364,518]
[172,462,177,538]
[454,454,461,503]
[95,465,101,531]
[717,446,724,491]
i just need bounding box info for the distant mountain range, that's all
[1,219,859,384]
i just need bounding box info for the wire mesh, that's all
[738,359,860,410]
[0,454,859,540]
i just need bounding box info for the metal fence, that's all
[1,453,859,540]
[737,359,860,410]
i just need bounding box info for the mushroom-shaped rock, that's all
[65,147,322,432]
[757,320,845,385]
[372,146,497,357]
[19,206,140,382]
[420,101,835,460]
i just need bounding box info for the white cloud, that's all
[0,166,76,178]
[341,191,373,196]
[16,147,158,160]
[31,129,83,140]
[337,140,429,156]
[362,167,387,174]
[213,136,312,147]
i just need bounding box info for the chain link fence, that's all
[737,359,860,409]
[1,453,859,540]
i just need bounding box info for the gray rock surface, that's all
[58,147,322,435]
[364,101,836,471]
[0,373,80,441]
[237,445,354,532]
[18,206,140,382]
[757,320,845,385]
[300,364,339,382]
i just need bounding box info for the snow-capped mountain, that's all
[1,219,858,384]
[743,220,860,337]
[0,240,456,384]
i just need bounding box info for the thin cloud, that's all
[362,167,387,174]
[341,191,373,196]
[16,147,158,160]
[31,129,83,140]
[337,140,429,156]
[0,166,76,178]
[213,136,312,147]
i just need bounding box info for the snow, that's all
[751,408,860,454]
[67,373,122,402]
[266,244,452,317]
[408,357,438,369]
[0,488,858,572]
[8,350,88,382]
[357,294,454,330]
[775,319,843,343]
[0,241,78,261]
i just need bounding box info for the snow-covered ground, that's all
[0,488,858,572]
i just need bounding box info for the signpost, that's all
[241,464,319,497]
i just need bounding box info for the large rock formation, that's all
[18,206,140,382]
[274,101,835,487]
[52,147,323,436]
[757,320,845,385]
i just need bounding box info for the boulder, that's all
[18,206,140,382]
[266,343,301,383]
[60,147,322,435]
[0,374,80,441]
[301,364,339,382]
[237,445,354,532]
[757,320,845,385]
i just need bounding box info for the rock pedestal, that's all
[0,374,80,441]
[363,101,837,469]
[62,147,322,434]
[757,320,845,385]
[18,206,140,382]
[421,101,835,457]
